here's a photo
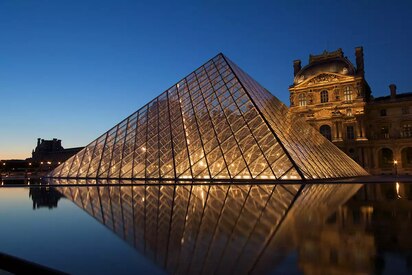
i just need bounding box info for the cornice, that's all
[289,73,362,91]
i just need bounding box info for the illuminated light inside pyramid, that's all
[49,54,368,180]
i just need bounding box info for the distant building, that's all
[365,86,412,174]
[0,159,30,172]
[0,139,83,176]
[31,138,83,166]
[289,47,412,175]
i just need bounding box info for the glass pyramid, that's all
[49,54,368,180]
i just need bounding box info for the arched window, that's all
[298,93,307,106]
[344,86,353,101]
[320,90,329,103]
[401,147,412,168]
[320,125,332,141]
[379,148,393,168]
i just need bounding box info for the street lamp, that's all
[394,160,398,176]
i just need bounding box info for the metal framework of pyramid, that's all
[49,53,368,180]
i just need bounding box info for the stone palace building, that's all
[289,47,412,175]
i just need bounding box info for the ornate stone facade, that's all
[365,87,412,175]
[289,47,412,175]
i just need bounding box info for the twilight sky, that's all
[1,0,412,159]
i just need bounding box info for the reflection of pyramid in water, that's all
[53,180,362,274]
[49,54,368,180]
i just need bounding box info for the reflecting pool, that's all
[1,181,412,274]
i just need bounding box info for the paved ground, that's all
[329,175,412,183]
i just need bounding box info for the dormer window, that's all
[320,90,329,103]
[298,93,307,106]
[344,86,353,101]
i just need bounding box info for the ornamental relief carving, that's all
[318,109,331,118]
[294,73,354,88]
[308,73,339,84]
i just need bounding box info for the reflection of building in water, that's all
[29,187,64,209]
[289,47,412,175]
[297,183,412,275]
[52,180,359,274]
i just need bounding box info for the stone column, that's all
[358,117,363,138]
[333,120,344,142]
[361,119,366,139]
[355,116,368,141]
[363,146,370,169]
[333,121,339,141]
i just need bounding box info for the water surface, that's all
[0,181,411,274]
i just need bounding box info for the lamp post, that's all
[394,160,398,176]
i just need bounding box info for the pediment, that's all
[294,73,355,88]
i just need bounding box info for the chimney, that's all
[355,47,364,76]
[37,138,41,146]
[389,84,397,99]
[293,60,301,76]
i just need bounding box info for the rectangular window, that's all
[298,94,307,106]
[346,109,352,116]
[321,90,329,103]
[346,126,355,140]
[344,86,352,101]
[401,123,412,138]
[381,126,389,139]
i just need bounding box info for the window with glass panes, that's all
[344,86,352,101]
[320,90,328,103]
[346,126,355,140]
[298,93,307,106]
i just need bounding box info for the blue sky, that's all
[1,0,411,159]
